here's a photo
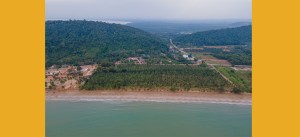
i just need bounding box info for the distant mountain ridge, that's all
[229,22,252,27]
[46,20,168,67]
[174,25,252,46]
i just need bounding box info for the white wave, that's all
[46,96,251,106]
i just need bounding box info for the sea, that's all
[46,101,251,137]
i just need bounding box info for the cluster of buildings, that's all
[45,64,97,90]
[128,57,146,64]
[115,57,146,65]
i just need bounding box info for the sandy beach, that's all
[46,90,252,105]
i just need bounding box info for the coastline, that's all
[46,90,252,105]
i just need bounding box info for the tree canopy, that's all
[174,25,252,46]
[46,20,169,67]
[82,65,230,91]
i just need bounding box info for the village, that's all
[169,39,252,71]
[115,57,146,65]
[45,64,97,90]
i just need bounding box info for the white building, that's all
[183,55,189,58]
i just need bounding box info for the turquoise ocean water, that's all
[46,101,251,137]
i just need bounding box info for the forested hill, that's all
[174,25,252,46]
[46,20,168,67]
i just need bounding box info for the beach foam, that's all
[46,95,252,105]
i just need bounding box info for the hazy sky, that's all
[46,0,252,20]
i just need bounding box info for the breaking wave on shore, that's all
[46,95,251,105]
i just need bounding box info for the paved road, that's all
[170,39,234,85]
[169,39,187,55]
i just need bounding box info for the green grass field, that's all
[215,66,252,93]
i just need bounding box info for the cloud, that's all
[46,0,252,20]
[46,0,95,2]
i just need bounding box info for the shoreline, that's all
[46,90,252,105]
